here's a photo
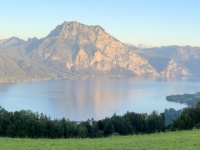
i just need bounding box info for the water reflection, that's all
[0,77,199,121]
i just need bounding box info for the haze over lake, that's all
[0,77,199,121]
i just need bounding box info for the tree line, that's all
[0,106,165,138]
[170,101,200,130]
[0,102,200,139]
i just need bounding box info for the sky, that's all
[0,0,200,46]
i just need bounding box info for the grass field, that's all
[0,130,200,150]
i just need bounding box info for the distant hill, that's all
[0,21,198,82]
[141,46,200,76]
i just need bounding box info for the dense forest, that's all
[0,106,165,138]
[0,101,200,139]
[170,102,200,130]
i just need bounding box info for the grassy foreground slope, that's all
[0,130,200,150]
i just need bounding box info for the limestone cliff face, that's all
[160,60,190,77]
[141,46,200,76]
[137,53,191,76]
[28,21,157,77]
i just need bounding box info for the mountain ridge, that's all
[0,21,198,82]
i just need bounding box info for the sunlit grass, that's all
[0,129,200,150]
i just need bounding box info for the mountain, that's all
[137,44,155,49]
[0,53,27,81]
[35,21,157,77]
[141,45,200,60]
[0,37,25,49]
[126,43,155,50]
[137,52,191,77]
[141,46,200,76]
[0,21,197,82]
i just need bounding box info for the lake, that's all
[0,77,200,121]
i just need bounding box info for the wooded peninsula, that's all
[166,92,200,107]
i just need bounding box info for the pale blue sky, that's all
[1,0,200,46]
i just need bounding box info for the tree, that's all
[77,125,88,138]
[90,122,99,138]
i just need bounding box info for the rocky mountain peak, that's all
[47,21,106,38]
[0,37,25,48]
[27,37,39,43]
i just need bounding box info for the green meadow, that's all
[0,129,200,150]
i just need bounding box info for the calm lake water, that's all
[0,77,199,121]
